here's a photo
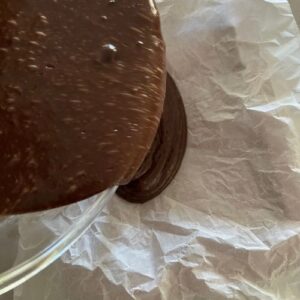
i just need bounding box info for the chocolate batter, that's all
[0,0,187,214]
[117,74,187,202]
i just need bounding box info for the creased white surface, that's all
[13,0,300,299]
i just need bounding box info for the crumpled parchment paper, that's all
[12,0,300,299]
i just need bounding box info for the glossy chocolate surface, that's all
[0,0,165,214]
[117,74,187,203]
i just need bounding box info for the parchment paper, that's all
[12,0,300,299]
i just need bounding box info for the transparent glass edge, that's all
[0,187,116,295]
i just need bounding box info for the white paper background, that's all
[9,0,300,299]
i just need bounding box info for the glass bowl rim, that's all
[0,187,116,295]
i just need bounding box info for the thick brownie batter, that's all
[117,74,187,202]
[0,0,166,214]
